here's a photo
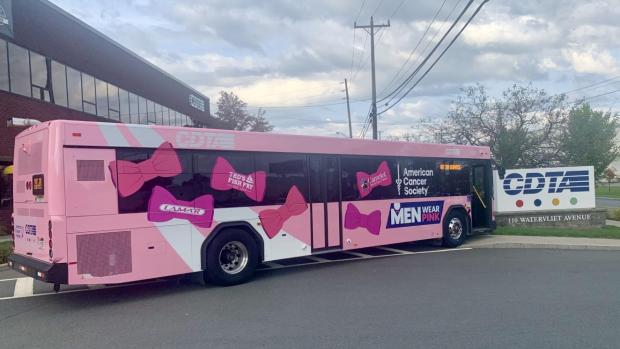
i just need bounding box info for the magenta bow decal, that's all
[147,186,214,228]
[356,160,392,198]
[344,203,381,235]
[259,185,308,239]
[210,156,267,202]
[109,142,182,198]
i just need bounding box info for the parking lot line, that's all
[13,277,34,297]
[0,277,20,283]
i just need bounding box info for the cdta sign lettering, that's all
[502,170,589,195]
[494,166,595,213]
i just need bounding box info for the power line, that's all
[378,0,450,97]
[379,0,474,106]
[378,0,489,116]
[350,0,368,79]
[564,76,620,95]
[570,87,620,104]
[247,97,372,110]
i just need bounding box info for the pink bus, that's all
[8,120,494,289]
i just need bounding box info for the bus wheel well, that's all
[445,205,471,233]
[201,222,264,270]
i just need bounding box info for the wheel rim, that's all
[218,241,249,275]
[448,217,463,240]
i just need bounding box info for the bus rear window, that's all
[17,142,43,175]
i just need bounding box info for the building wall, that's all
[0,90,110,161]
[9,0,211,122]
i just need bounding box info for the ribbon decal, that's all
[259,185,308,239]
[344,203,381,236]
[210,156,267,202]
[110,142,182,197]
[356,160,392,198]
[147,186,214,228]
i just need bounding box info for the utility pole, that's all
[355,16,390,140]
[344,78,352,138]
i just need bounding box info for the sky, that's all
[50,0,620,139]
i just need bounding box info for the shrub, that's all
[606,208,620,221]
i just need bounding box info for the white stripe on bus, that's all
[128,126,165,147]
[98,124,129,147]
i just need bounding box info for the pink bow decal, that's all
[344,203,381,235]
[210,157,266,202]
[259,186,308,239]
[356,160,392,198]
[109,142,182,198]
[147,186,214,228]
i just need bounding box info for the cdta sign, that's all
[494,166,595,213]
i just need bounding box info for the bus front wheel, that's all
[204,229,259,286]
[442,210,468,248]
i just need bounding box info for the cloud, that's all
[562,45,618,75]
[50,0,620,138]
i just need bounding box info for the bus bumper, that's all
[7,254,68,284]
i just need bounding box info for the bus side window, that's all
[116,147,193,213]
[340,156,398,201]
[254,153,308,205]
[192,150,256,208]
[437,160,470,196]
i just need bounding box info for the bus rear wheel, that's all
[204,229,258,286]
[442,210,468,248]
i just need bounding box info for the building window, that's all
[29,51,51,102]
[138,96,147,124]
[155,103,163,124]
[147,100,155,124]
[119,89,130,123]
[163,107,170,125]
[67,67,82,111]
[8,42,30,97]
[95,78,108,118]
[0,39,9,91]
[129,92,139,124]
[108,83,120,120]
[81,73,96,114]
[51,61,67,107]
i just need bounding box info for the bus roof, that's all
[23,120,491,160]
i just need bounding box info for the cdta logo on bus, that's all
[502,170,590,195]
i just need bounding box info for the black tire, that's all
[204,229,259,286]
[442,209,469,248]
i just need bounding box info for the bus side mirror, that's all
[497,166,506,179]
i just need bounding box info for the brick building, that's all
[0,0,219,232]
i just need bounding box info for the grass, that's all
[0,241,12,264]
[596,185,620,199]
[495,225,620,239]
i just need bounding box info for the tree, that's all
[604,167,616,191]
[560,103,618,179]
[213,91,273,132]
[438,84,569,169]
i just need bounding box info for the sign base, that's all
[496,208,606,228]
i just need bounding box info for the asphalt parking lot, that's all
[1,246,619,349]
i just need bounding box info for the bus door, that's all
[309,155,342,251]
[471,162,492,229]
